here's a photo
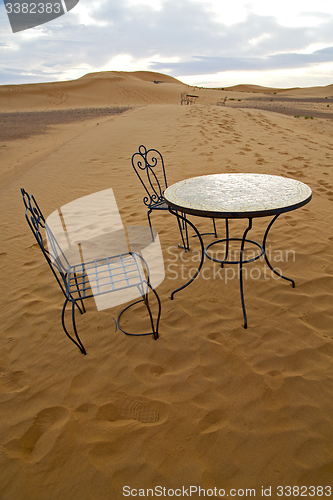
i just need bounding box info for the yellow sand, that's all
[0,71,333,500]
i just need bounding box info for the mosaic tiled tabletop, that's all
[164,173,312,218]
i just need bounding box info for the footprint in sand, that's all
[73,403,98,421]
[286,169,306,178]
[116,398,160,423]
[263,370,285,391]
[134,363,165,380]
[314,180,333,200]
[4,406,69,461]
[96,398,164,424]
[318,179,333,189]
[284,215,297,227]
[0,368,27,393]
[198,409,227,434]
[255,153,265,165]
[68,367,96,393]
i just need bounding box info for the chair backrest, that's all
[131,145,168,209]
[21,188,70,297]
[22,188,165,312]
[22,187,128,280]
[181,92,189,105]
[46,188,128,265]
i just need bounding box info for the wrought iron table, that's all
[163,173,312,327]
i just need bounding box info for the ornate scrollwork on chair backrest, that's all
[21,188,69,296]
[131,145,168,209]
[21,188,46,250]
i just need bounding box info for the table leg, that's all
[262,214,295,287]
[221,219,229,268]
[168,208,204,299]
[239,218,253,329]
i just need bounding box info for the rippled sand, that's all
[0,71,333,499]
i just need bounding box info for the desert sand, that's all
[0,71,333,499]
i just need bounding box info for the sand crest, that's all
[0,72,333,499]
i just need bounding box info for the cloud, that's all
[150,47,333,76]
[1,0,333,85]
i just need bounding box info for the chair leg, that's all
[65,272,85,314]
[73,272,86,313]
[212,218,218,238]
[148,207,189,251]
[147,210,154,241]
[61,298,87,354]
[176,211,189,251]
[145,283,161,339]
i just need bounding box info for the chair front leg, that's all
[61,298,87,354]
[73,272,86,313]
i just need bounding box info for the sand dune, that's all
[1,72,333,499]
[1,70,332,113]
[282,83,333,97]
[0,71,187,112]
[223,84,302,94]
[219,82,333,97]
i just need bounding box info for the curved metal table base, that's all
[168,212,295,328]
[168,207,205,299]
[263,214,295,288]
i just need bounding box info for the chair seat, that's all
[66,252,146,301]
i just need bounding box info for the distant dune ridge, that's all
[225,82,333,96]
[0,71,187,111]
[1,71,333,499]
[1,70,333,112]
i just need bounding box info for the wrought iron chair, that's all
[131,145,217,250]
[180,92,199,105]
[21,188,162,355]
[181,92,189,105]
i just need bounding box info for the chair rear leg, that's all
[212,218,218,238]
[61,298,87,354]
[176,212,189,251]
[145,283,161,339]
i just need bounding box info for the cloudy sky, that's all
[1,0,333,88]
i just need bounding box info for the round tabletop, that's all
[163,173,312,218]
